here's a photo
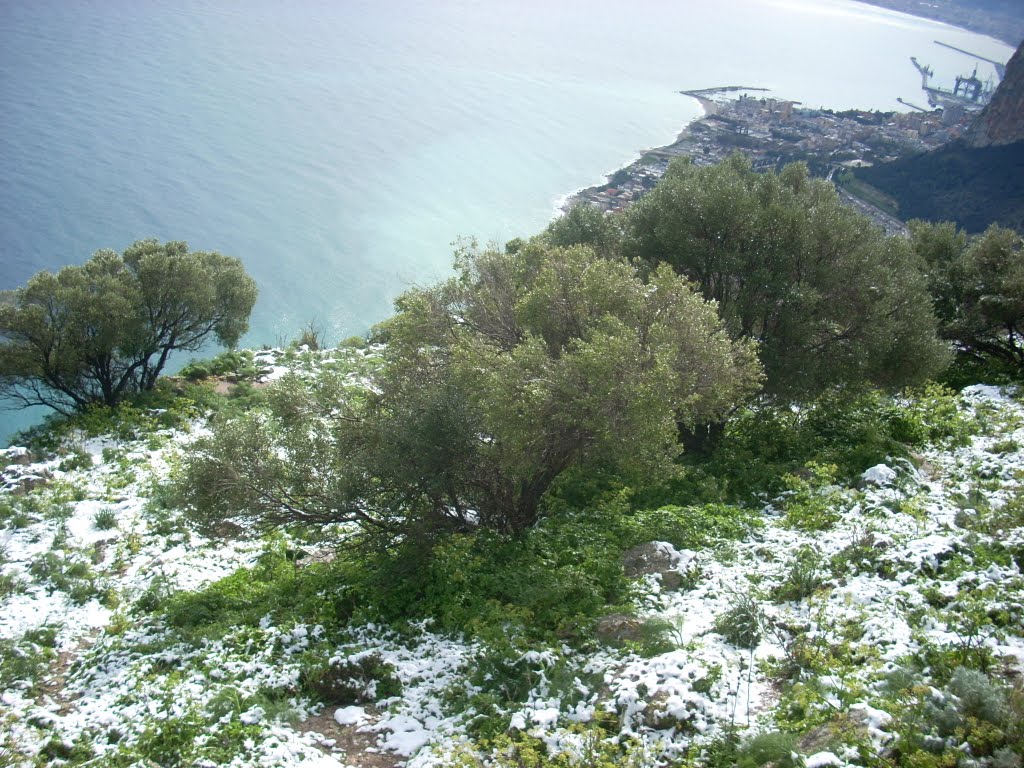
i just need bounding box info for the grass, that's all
[4,350,1024,768]
[92,507,118,531]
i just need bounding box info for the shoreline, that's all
[556,84,977,234]
[557,86,770,215]
[851,0,1023,48]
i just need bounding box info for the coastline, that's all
[557,86,769,215]
[556,84,977,234]
[851,0,1023,48]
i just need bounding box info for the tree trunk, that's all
[679,419,726,456]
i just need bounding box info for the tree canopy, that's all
[910,220,1024,369]
[179,241,760,537]
[0,240,257,414]
[619,155,950,400]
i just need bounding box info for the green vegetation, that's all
[0,239,257,414]
[854,140,1024,234]
[177,240,760,540]
[620,155,949,402]
[911,221,1024,371]
[7,153,1024,768]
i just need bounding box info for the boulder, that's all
[595,614,644,645]
[1,447,34,466]
[860,464,897,488]
[623,541,694,590]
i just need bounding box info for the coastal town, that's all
[562,85,979,231]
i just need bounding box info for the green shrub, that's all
[340,335,367,349]
[58,447,93,472]
[830,532,897,580]
[714,593,764,649]
[161,545,355,638]
[781,462,844,531]
[630,616,684,657]
[772,546,825,603]
[299,652,401,705]
[621,504,758,552]
[736,731,799,768]
[455,728,645,768]
[0,497,39,529]
[451,640,593,739]
[893,667,1024,764]
[679,385,976,505]
[179,361,211,381]
[0,628,58,696]
[28,552,99,604]
[181,350,257,381]
[92,507,118,531]
[0,572,23,599]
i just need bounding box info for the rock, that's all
[966,40,1024,148]
[10,470,52,494]
[637,690,706,735]
[1,447,34,466]
[797,705,893,757]
[595,614,644,645]
[860,464,897,487]
[623,541,693,590]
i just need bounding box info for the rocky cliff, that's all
[966,39,1024,147]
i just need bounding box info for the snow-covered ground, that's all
[1,367,1022,767]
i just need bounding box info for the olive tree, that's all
[622,155,950,401]
[911,220,1024,368]
[0,240,257,413]
[179,242,760,537]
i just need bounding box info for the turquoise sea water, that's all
[0,0,1013,442]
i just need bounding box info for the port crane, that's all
[908,39,1003,110]
[933,40,1006,81]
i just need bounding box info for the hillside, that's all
[851,39,1024,233]
[1,347,1022,767]
[853,0,1024,46]
[964,40,1024,148]
[850,140,1024,232]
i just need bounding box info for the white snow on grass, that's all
[1,371,1022,766]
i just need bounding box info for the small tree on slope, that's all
[179,242,761,537]
[620,155,950,401]
[0,239,257,414]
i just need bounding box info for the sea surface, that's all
[0,0,1013,442]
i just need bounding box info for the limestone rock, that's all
[966,40,1024,149]
[595,614,644,645]
[622,541,694,591]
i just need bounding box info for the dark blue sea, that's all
[0,0,1011,442]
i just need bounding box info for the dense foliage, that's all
[0,240,257,414]
[853,140,1024,234]
[911,221,1024,370]
[544,157,950,403]
[177,241,760,538]
[620,155,950,401]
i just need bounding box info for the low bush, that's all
[92,507,118,531]
[736,731,800,768]
[771,545,826,603]
[160,544,356,638]
[680,385,976,505]
[28,551,100,604]
[0,627,58,696]
[299,651,401,705]
[890,666,1024,766]
[714,593,764,649]
[58,448,93,472]
[780,462,844,531]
